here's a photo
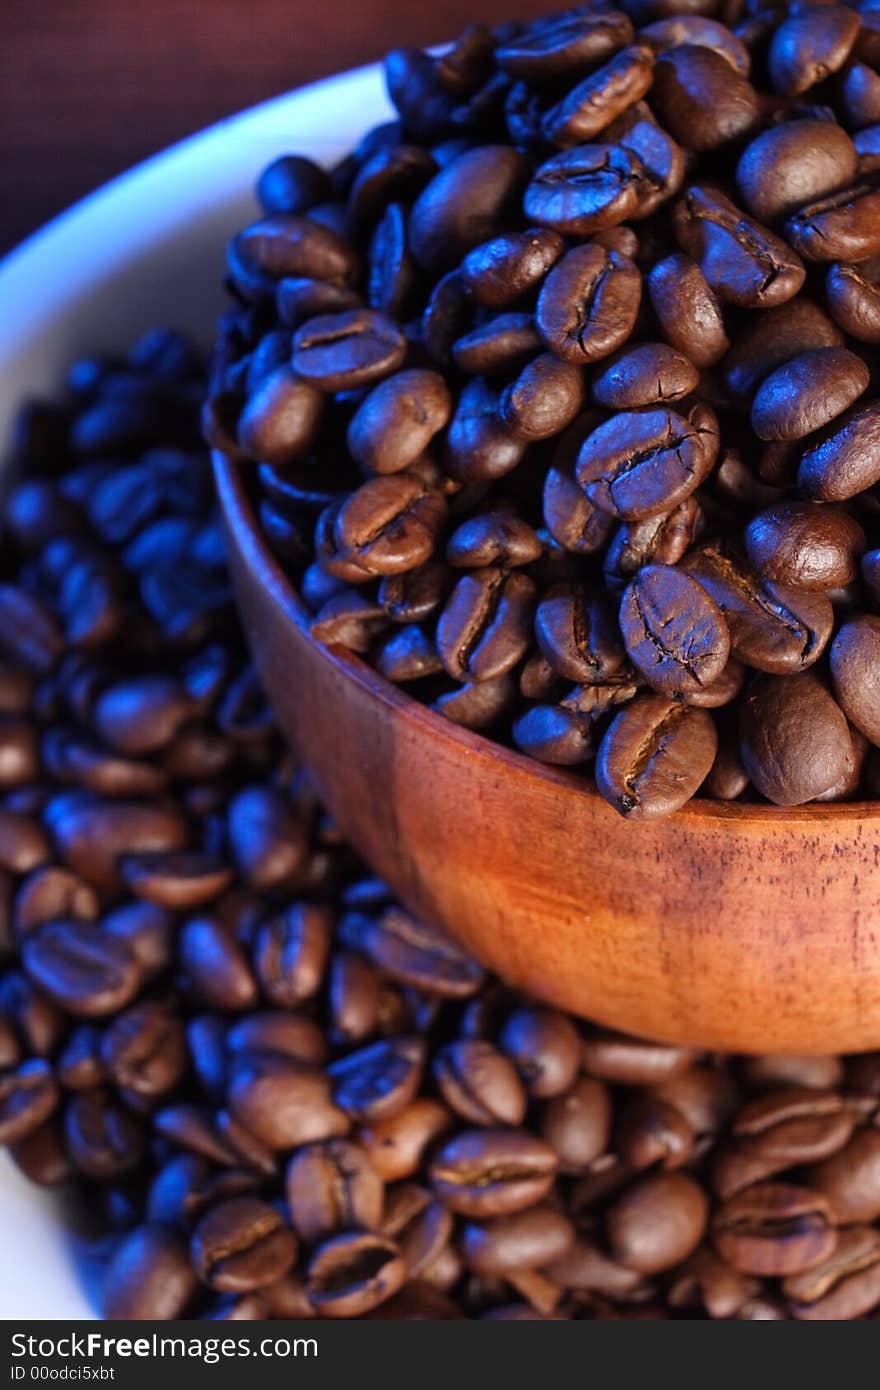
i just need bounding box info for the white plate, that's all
[0,59,393,1320]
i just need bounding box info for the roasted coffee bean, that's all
[332,475,446,578]
[713,1182,837,1278]
[436,567,535,682]
[651,44,759,152]
[524,144,644,236]
[287,1139,383,1242]
[750,347,868,442]
[543,45,655,147]
[347,369,451,475]
[498,1008,581,1100]
[257,155,332,215]
[536,244,642,366]
[179,917,258,1012]
[0,1059,59,1145]
[798,400,880,500]
[237,214,359,282]
[228,1053,349,1151]
[576,406,716,521]
[444,378,528,483]
[45,794,187,895]
[306,1231,406,1317]
[430,1129,558,1219]
[347,143,437,226]
[829,615,880,746]
[254,903,332,1008]
[100,1001,187,1098]
[541,1076,611,1173]
[615,1094,695,1171]
[596,695,718,819]
[64,1087,145,1178]
[674,185,805,308]
[339,904,483,997]
[739,673,854,806]
[433,1040,526,1127]
[725,298,845,403]
[737,120,857,226]
[713,1089,856,1198]
[496,10,634,81]
[329,1036,425,1122]
[461,1203,575,1277]
[461,230,565,309]
[682,542,834,674]
[446,512,541,571]
[22,921,142,1019]
[607,1172,709,1275]
[593,342,698,409]
[808,1127,880,1223]
[237,366,324,466]
[784,1226,880,1321]
[499,353,586,440]
[0,585,63,674]
[192,1197,297,1292]
[452,313,541,377]
[358,1099,452,1184]
[787,181,880,264]
[827,258,880,342]
[745,501,865,591]
[768,6,860,99]
[103,1224,199,1320]
[619,565,730,699]
[641,16,749,74]
[227,786,308,891]
[120,850,233,910]
[292,310,406,392]
[535,583,624,684]
[409,146,529,273]
[648,253,729,368]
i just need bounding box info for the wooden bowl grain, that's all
[215,451,880,1055]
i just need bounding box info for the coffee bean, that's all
[433,1040,527,1127]
[682,542,834,674]
[543,45,655,147]
[500,354,587,440]
[829,614,880,746]
[498,1007,581,1100]
[784,1225,880,1320]
[827,257,880,342]
[436,567,535,682]
[751,347,869,441]
[713,1182,837,1277]
[619,564,730,699]
[593,341,698,409]
[648,253,729,368]
[228,1053,349,1151]
[103,1224,199,1319]
[446,512,542,570]
[674,184,806,308]
[237,214,359,282]
[745,501,865,590]
[607,1172,709,1274]
[524,144,644,236]
[292,310,406,392]
[101,1000,187,1098]
[237,366,324,466]
[287,1139,383,1242]
[799,399,880,500]
[461,230,565,309]
[430,1129,558,1218]
[461,1203,575,1276]
[22,920,142,1019]
[737,120,857,225]
[64,1087,145,1178]
[191,1197,297,1292]
[541,1076,611,1173]
[787,180,880,263]
[306,1231,406,1317]
[332,475,447,578]
[641,17,750,74]
[329,1036,426,1122]
[596,695,718,819]
[652,44,759,152]
[339,904,484,997]
[739,673,854,806]
[0,1059,59,1145]
[768,7,860,99]
[535,583,624,684]
[576,406,717,520]
[179,917,258,1012]
[496,10,634,81]
[615,1093,695,1171]
[808,1127,880,1223]
[409,146,529,273]
[347,369,452,475]
[227,786,308,891]
[536,244,642,365]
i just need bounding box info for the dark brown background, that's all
[1,0,561,255]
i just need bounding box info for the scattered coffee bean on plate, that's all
[212,2,880,818]
[2,323,880,1320]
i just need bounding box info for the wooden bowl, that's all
[215,452,880,1055]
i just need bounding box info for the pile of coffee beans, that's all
[207,0,880,819]
[1,330,879,1319]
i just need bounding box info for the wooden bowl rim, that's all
[214,448,880,828]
